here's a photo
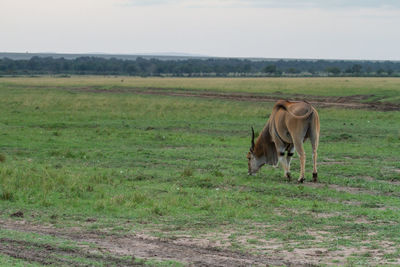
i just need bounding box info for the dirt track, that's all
[1,219,306,266]
[67,86,400,111]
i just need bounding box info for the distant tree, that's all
[351,64,362,74]
[1,56,400,76]
[345,67,353,74]
[242,63,252,73]
[136,57,151,73]
[126,64,137,75]
[263,64,277,74]
[287,68,299,74]
[325,66,341,75]
[377,68,385,75]
[27,56,40,70]
[308,68,316,75]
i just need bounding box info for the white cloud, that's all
[1,0,399,59]
[121,0,400,9]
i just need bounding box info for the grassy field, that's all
[2,76,400,102]
[0,76,399,265]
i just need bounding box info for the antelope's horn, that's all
[251,127,255,149]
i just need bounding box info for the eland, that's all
[247,100,320,183]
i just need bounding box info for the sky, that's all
[1,0,400,60]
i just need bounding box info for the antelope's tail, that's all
[274,100,314,119]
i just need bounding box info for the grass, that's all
[0,76,399,265]
[1,76,400,102]
[0,254,42,267]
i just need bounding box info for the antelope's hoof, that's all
[312,172,318,182]
[286,172,291,181]
[297,177,305,183]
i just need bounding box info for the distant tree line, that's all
[0,56,399,77]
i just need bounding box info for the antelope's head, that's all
[247,127,265,175]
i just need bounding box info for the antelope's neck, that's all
[253,135,266,158]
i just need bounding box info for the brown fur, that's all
[253,121,278,165]
[248,100,320,182]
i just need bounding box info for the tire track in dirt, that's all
[66,87,400,111]
[0,237,136,266]
[0,219,307,266]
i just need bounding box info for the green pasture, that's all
[2,76,400,103]
[0,77,399,265]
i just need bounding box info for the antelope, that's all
[247,100,320,183]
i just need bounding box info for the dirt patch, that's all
[63,87,400,111]
[360,176,375,182]
[0,219,297,266]
[320,158,347,166]
[360,175,400,186]
[10,211,24,218]
[304,182,400,210]
[319,161,346,165]
[304,182,378,196]
[0,237,134,266]
[2,218,399,266]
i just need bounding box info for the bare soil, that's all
[0,237,136,266]
[0,219,302,266]
[2,218,398,266]
[65,87,400,111]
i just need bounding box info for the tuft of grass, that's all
[0,190,14,201]
[324,133,353,141]
[0,153,5,162]
[181,167,194,177]
[152,205,166,216]
[212,169,224,177]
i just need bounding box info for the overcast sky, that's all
[1,0,400,60]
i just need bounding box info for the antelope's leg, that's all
[310,109,320,182]
[311,138,319,182]
[275,141,290,179]
[285,144,295,180]
[312,147,318,182]
[293,140,306,183]
[310,123,319,182]
[278,151,290,180]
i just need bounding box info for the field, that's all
[0,76,399,266]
